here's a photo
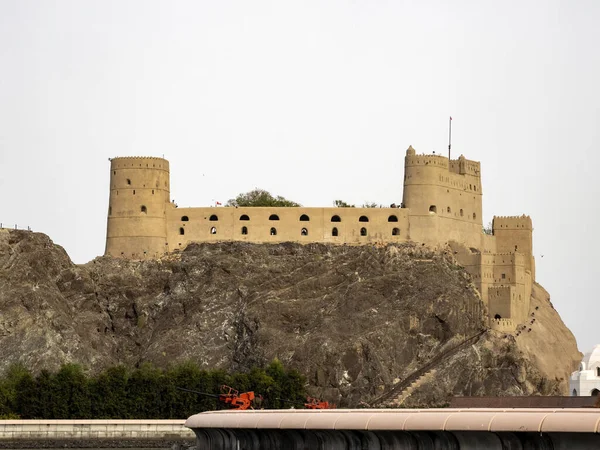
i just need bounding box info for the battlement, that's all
[489,318,517,332]
[404,149,481,178]
[493,215,532,230]
[110,157,170,171]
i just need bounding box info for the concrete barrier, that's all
[0,420,195,440]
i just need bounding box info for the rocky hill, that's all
[0,229,580,406]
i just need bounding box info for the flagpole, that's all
[448,116,452,161]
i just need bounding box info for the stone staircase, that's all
[369,330,486,407]
[385,369,438,407]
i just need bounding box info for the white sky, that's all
[1,0,599,352]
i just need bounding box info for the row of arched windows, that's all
[180,214,401,223]
[178,226,401,237]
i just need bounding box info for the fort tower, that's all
[402,146,483,248]
[105,157,171,259]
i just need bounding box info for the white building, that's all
[570,345,600,396]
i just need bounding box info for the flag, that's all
[450,116,453,121]
[216,201,222,206]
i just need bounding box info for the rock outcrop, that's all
[0,229,580,406]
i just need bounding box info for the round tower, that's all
[402,146,484,249]
[105,157,170,259]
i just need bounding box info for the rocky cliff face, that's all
[0,229,581,406]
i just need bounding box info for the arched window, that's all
[494,314,501,319]
[301,228,308,236]
[299,214,310,221]
[331,215,341,222]
[429,205,437,213]
[593,388,600,396]
[572,389,578,396]
[179,227,185,235]
[127,179,131,185]
[597,367,600,377]
[241,226,248,235]
[240,214,250,221]
[460,209,464,217]
[181,216,189,221]
[209,214,218,221]
[332,227,339,237]
[359,216,369,222]
[392,228,400,236]
[360,227,367,236]
[269,214,280,221]
[473,212,477,220]
[270,227,277,236]
[388,215,398,222]
[141,205,147,214]
[447,206,451,213]
[210,227,217,234]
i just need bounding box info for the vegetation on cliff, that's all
[226,188,301,207]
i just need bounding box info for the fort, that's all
[104,146,535,332]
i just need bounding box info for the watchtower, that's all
[105,157,170,259]
[402,146,483,248]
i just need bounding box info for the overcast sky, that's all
[1,0,599,352]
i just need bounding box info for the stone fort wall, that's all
[103,147,536,332]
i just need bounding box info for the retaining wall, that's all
[0,420,194,440]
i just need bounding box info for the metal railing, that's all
[0,224,32,231]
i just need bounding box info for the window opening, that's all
[210,227,217,234]
[240,214,250,221]
[241,226,248,235]
[392,228,400,236]
[179,227,185,235]
[501,273,506,279]
[152,190,154,195]
[108,206,112,216]
[269,214,280,220]
[181,216,189,221]
[133,190,136,195]
[359,216,369,222]
[270,227,277,236]
[209,214,218,221]
[299,214,310,221]
[127,179,131,185]
[141,205,147,214]
[429,205,437,213]
[460,209,464,217]
[331,215,341,222]
[473,212,477,219]
[332,227,338,237]
[301,228,308,236]
[360,227,367,236]
[447,206,451,213]
[494,314,501,319]
[388,215,398,222]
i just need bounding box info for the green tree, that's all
[126,363,165,419]
[90,365,130,418]
[51,364,91,418]
[226,189,300,207]
[164,362,214,418]
[334,200,355,208]
[13,367,39,419]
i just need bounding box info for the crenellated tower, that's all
[402,146,483,248]
[105,157,171,259]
